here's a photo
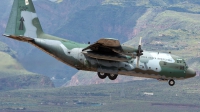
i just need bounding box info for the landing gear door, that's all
[96,59,119,74]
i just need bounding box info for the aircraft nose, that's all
[185,68,196,78]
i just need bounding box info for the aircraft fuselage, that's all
[33,38,195,81]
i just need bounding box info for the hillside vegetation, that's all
[0,76,199,111]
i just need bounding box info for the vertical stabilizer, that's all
[5,0,43,38]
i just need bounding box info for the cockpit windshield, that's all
[176,59,183,63]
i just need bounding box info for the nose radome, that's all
[185,68,196,78]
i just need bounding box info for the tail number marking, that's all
[19,6,28,11]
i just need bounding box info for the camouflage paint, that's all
[3,0,196,83]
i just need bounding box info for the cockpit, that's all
[176,58,188,70]
[175,58,195,78]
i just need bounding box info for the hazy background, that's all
[1,0,199,87]
[0,0,200,111]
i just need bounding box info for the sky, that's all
[49,0,63,3]
[32,0,63,3]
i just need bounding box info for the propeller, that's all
[136,37,143,67]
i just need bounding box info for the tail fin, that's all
[4,0,43,38]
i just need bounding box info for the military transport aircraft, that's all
[3,0,196,86]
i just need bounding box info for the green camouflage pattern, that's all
[3,0,196,85]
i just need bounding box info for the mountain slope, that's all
[55,5,146,43]
[0,51,54,90]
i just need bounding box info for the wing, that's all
[82,38,137,61]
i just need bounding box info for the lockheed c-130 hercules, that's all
[3,0,196,86]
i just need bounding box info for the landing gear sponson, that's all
[99,72,175,86]
[97,72,118,80]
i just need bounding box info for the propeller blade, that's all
[136,37,143,68]
[139,37,142,45]
[136,56,140,68]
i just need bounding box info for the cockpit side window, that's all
[180,66,184,70]
[183,59,188,69]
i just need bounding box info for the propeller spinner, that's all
[136,37,143,67]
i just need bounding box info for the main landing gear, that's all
[97,72,118,80]
[97,72,107,79]
[168,79,175,86]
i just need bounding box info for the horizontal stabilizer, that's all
[3,34,33,42]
